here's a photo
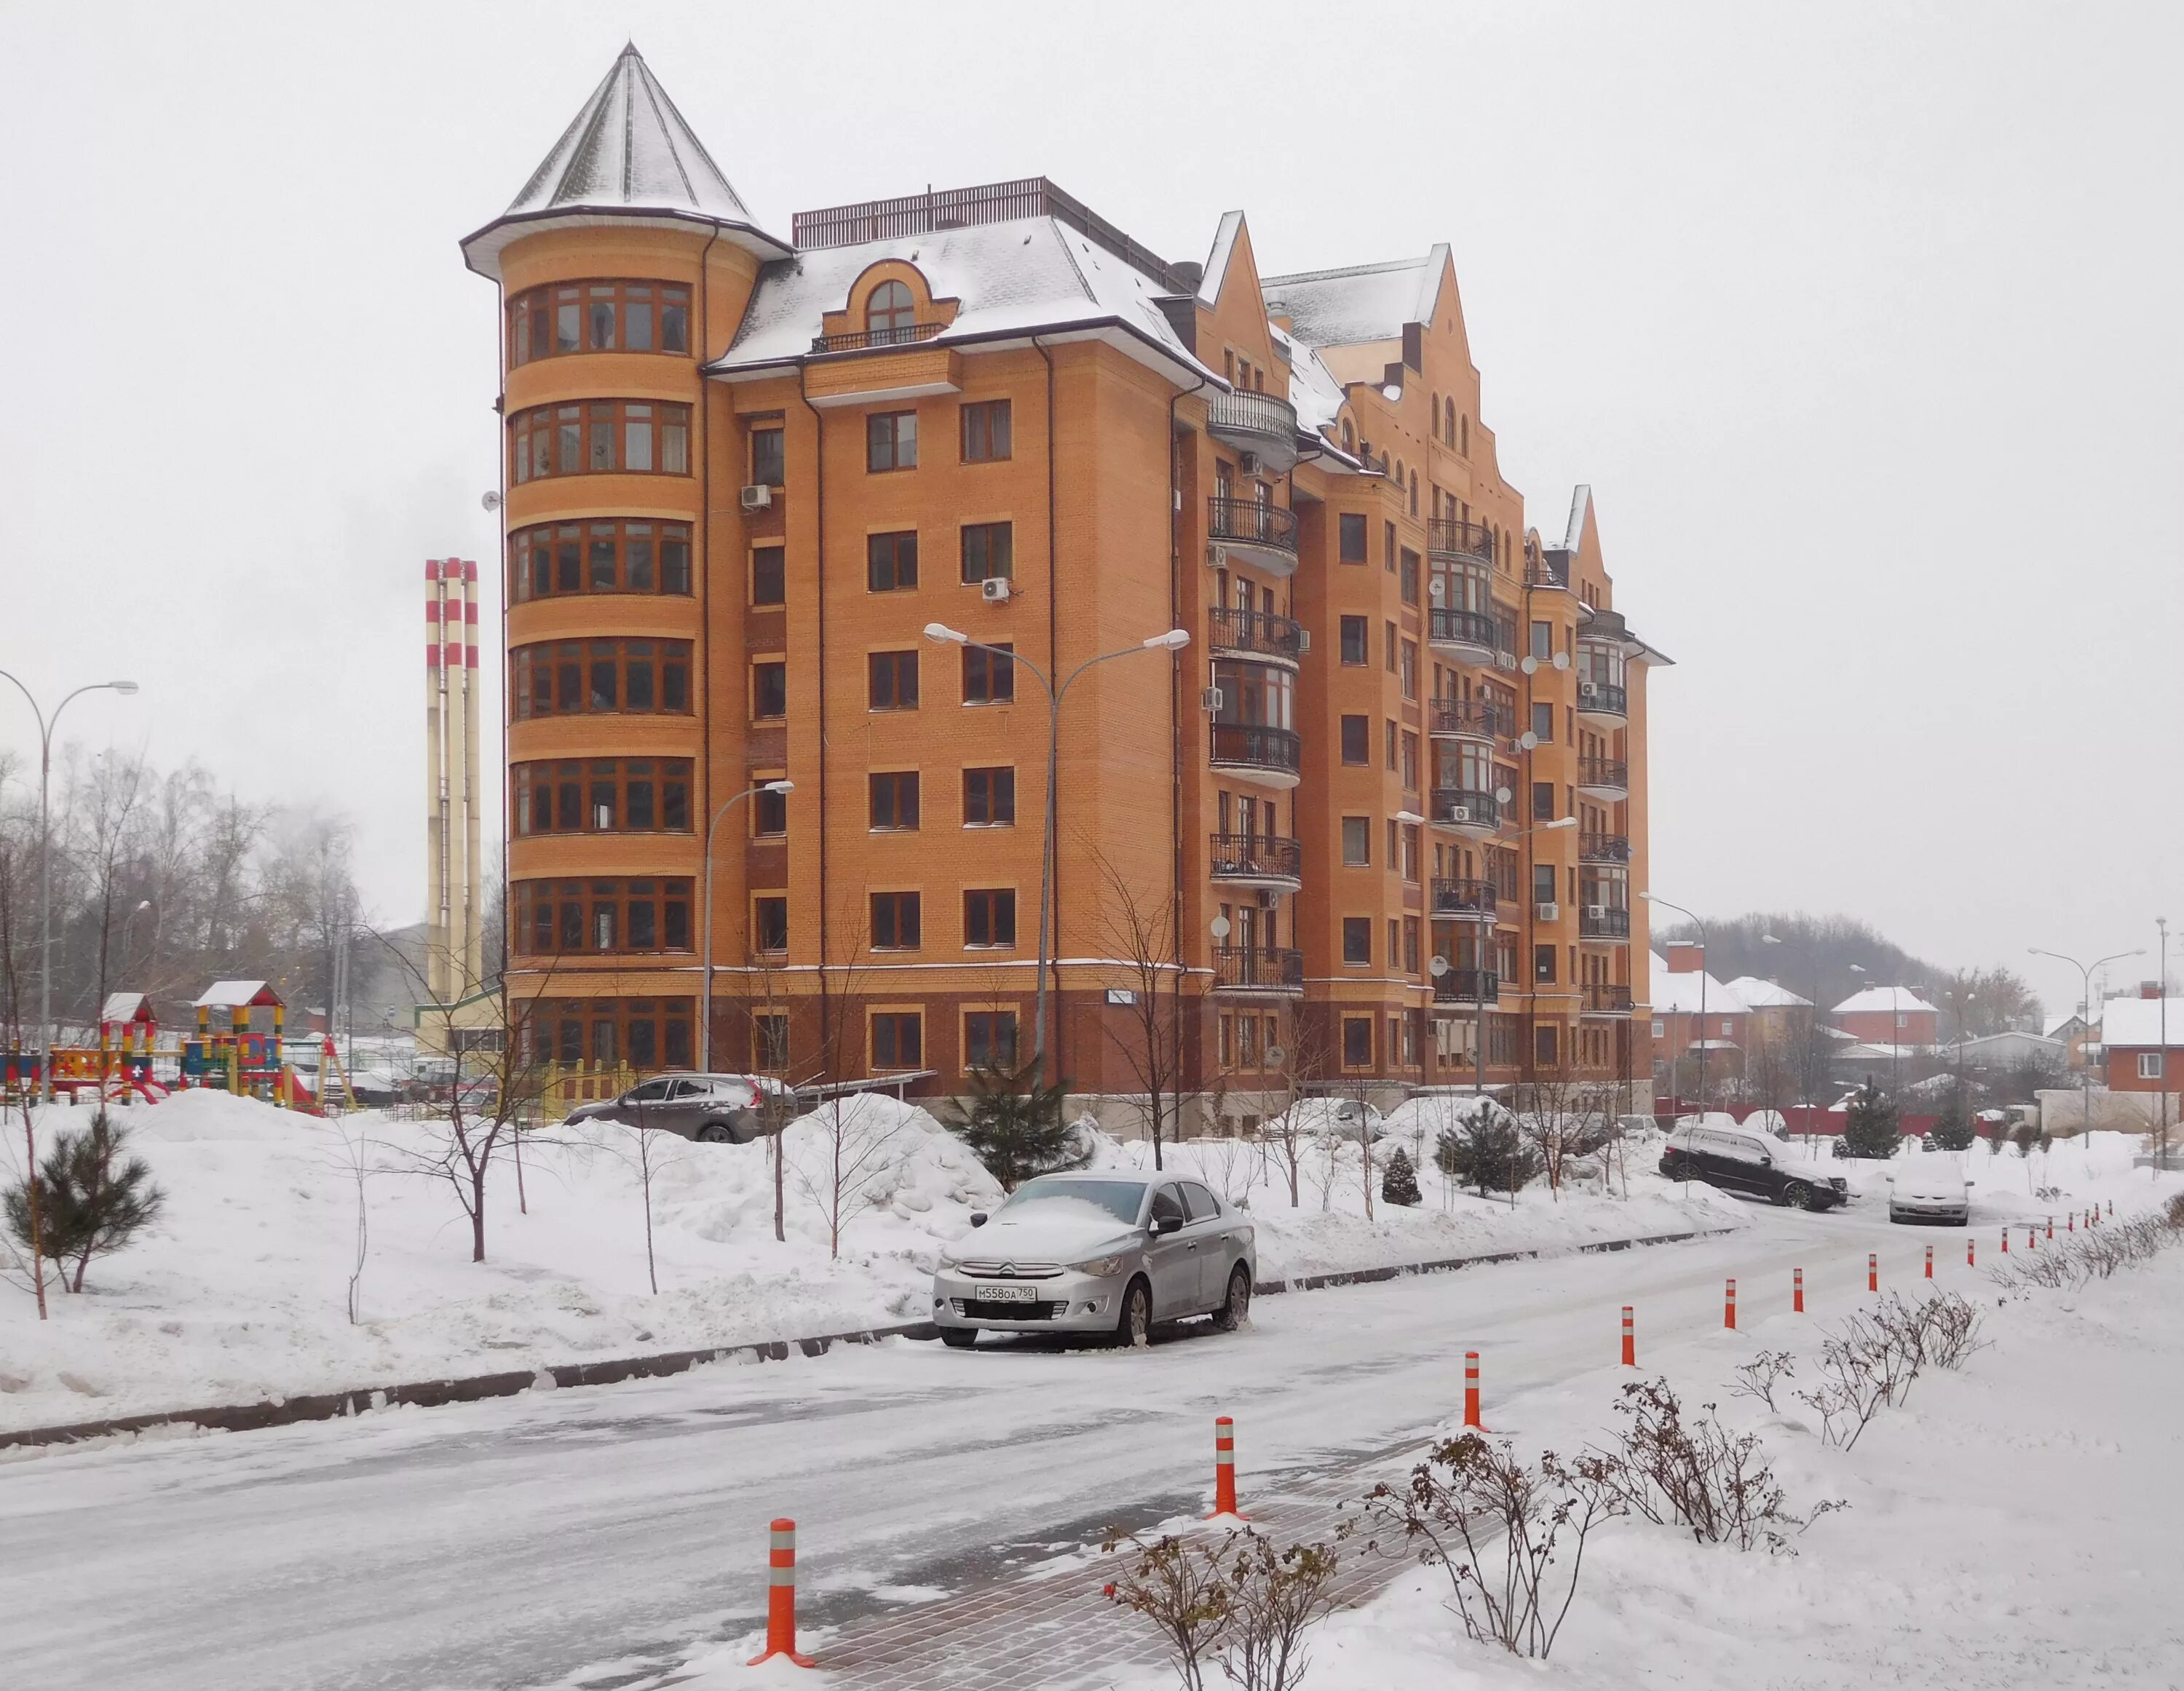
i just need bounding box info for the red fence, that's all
[1653,1101,1939,1138]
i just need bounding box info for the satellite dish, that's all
[1210,915,1232,940]
[1429,956,1449,977]
[1519,732,1539,751]
[1551,652,1570,671]
[481,490,503,512]
[1520,656,1539,675]
[1428,577,1446,603]
[1265,1045,1286,1067]
[1494,785,1513,804]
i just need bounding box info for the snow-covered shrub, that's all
[1590,1377,1835,1554]
[1101,1526,1339,1691]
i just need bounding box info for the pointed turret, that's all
[461,44,788,278]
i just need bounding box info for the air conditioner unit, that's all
[1255,888,1281,909]
[739,484,772,511]
[1295,629,1311,653]
[1201,687,1225,713]
[1208,542,1230,569]
[1449,804,1474,825]
[1579,681,1599,702]
[1586,904,1608,920]
[1495,652,1517,670]
[1536,902,1561,923]
[1238,451,1262,475]
[981,576,1013,603]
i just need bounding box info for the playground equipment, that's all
[4,982,331,1114]
[182,981,321,1112]
[14,993,171,1105]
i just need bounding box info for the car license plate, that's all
[975,1283,1039,1303]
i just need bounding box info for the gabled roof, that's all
[1260,247,1449,348]
[2095,998,2184,1048]
[1650,961,1751,1017]
[1199,210,1246,306]
[1724,975,1813,1010]
[195,980,282,1010]
[462,44,788,279]
[2044,1011,2088,1038]
[1832,986,1940,1016]
[100,992,154,1026]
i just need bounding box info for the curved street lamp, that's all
[1638,890,1707,1117]
[698,780,794,1073]
[2028,944,2144,1142]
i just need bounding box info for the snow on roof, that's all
[100,992,153,1024]
[1287,342,1354,442]
[2094,998,2184,1048]
[1562,486,1593,553]
[1260,247,1447,348]
[1198,210,1244,305]
[194,980,280,1010]
[1831,986,1940,1016]
[1833,1041,1923,1061]
[462,45,788,277]
[1724,975,1812,1009]
[711,216,1219,387]
[1649,962,1751,1017]
[2044,1012,2086,1037]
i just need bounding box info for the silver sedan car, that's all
[931,1171,1257,1349]
[563,1072,772,1143]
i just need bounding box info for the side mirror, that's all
[1156,1213,1184,1235]
[1759,1155,1773,1167]
[969,1212,989,1228]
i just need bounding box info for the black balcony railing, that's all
[1206,389,1299,445]
[812,321,948,354]
[1576,681,1628,717]
[1579,831,1631,866]
[1430,788,1500,831]
[1210,722,1302,775]
[1580,907,1632,940]
[1578,756,1629,791]
[1427,518,1495,563]
[1582,983,1635,1015]
[1213,946,1304,992]
[1208,496,1298,555]
[1430,878,1499,919]
[1426,697,1509,741]
[1207,606,1303,662]
[1433,967,1499,1003]
[1428,607,1497,652]
[1209,832,1302,884]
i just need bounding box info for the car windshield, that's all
[999,1179,1147,1225]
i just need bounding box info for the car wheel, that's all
[696,1122,733,1144]
[1211,1265,1251,1331]
[939,1328,978,1350]
[1782,1181,1816,1210]
[1113,1278,1152,1349]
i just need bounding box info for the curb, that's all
[1,1224,1738,1452]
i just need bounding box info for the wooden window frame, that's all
[509,519,693,602]
[512,758,692,836]
[513,879,692,957]
[509,400,690,484]
[869,1007,925,1071]
[869,769,921,832]
[868,649,920,712]
[962,643,1015,705]
[866,410,919,472]
[506,280,691,366]
[867,530,919,592]
[869,890,923,952]
[963,765,1016,827]
[962,887,1018,950]
[960,399,1013,464]
[513,640,693,721]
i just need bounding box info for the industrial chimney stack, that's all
[424,559,483,1007]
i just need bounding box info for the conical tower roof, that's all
[462,44,788,277]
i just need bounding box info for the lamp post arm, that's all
[699,785,766,1074]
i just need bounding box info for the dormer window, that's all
[866,280,917,345]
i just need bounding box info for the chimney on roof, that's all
[1666,942,1704,975]
[1171,261,1203,292]
[2142,981,2162,999]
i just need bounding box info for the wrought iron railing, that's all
[1206,389,1299,445]
[1580,908,1632,940]
[1207,606,1304,662]
[1429,878,1498,920]
[1433,967,1499,1003]
[1430,788,1500,831]
[1579,831,1631,866]
[1209,723,1302,774]
[812,321,947,353]
[1208,833,1302,883]
[1582,983,1635,1015]
[1207,496,1298,553]
[1212,946,1305,992]
[1426,697,1509,740]
[1578,756,1629,790]
[1427,518,1495,563]
[1576,681,1628,717]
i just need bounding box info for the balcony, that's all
[1208,832,1302,891]
[1427,606,1497,664]
[1581,983,1635,1018]
[1579,831,1631,866]
[1207,496,1299,574]
[1429,877,1498,922]
[1426,696,1508,745]
[1580,907,1631,943]
[1207,605,1303,665]
[811,321,948,354]
[1428,518,1495,565]
[1209,722,1302,788]
[1206,389,1302,473]
[1576,676,1628,723]
[1577,756,1629,799]
[1213,945,1304,994]
[1433,967,1500,1005]
[1429,788,1500,839]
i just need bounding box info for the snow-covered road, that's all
[2,1200,1959,1690]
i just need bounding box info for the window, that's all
[1340,715,1369,766]
[750,424,786,487]
[1385,520,1397,572]
[1535,944,1556,983]
[1532,781,1556,823]
[869,650,919,710]
[965,1010,1018,1070]
[961,521,1013,583]
[1404,917,1421,976]
[869,771,919,830]
[1339,616,1369,665]
[1535,1023,1559,1067]
[1386,620,1398,672]
[1338,512,1367,563]
[751,546,786,606]
[513,759,692,836]
[963,889,1017,949]
[1342,917,1372,966]
[1399,548,1420,606]
[753,780,788,836]
[510,402,689,483]
[507,281,690,365]
[868,411,917,472]
[1386,718,1399,772]
[513,641,692,719]
[1401,731,1420,792]
[753,896,788,954]
[961,400,1012,462]
[871,1011,923,1069]
[866,280,916,342]
[528,998,693,1071]
[871,891,922,950]
[509,520,693,601]
[1341,816,1371,866]
[752,660,786,720]
[514,880,692,955]
[1530,620,1553,661]
[752,1013,789,1072]
[962,643,1014,704]
[1342,1016,1373,1069]
[1533,863,1557,906]
[1402,823,1420,882]
[2140,1053,2166,1080]
[1531,702,1554,744]
[1400,639,1418,700]
[964,766,1015,825]
[1652,1019,1666,1039]
[868,531,918,592]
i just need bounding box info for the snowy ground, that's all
[0,1092,1741,1434]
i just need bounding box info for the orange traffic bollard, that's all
[1967,1236,1975,1267]
[1924,1244,1933,1279]
[2028,1226,2038,1251]
[1208,1416,1247,1519]
[1725,1278,1737,1331]
[1794,1267,1805,1313]
[1621,1306,1636,1367]
[2001,1229,2009,1254]
[2069,1211,2076,1232]
[747,1518,815,1668]
[1868,1253,1878,1292]
[2108,1200,2114,1217]
[1463,1352,1484,1429]
[2046,1216,2054,1240]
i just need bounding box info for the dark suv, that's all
[1658,1122,1848,1210]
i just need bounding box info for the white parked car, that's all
[931,1171,1257,1349]
[1886,1155,1974,1226]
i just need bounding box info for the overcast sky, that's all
[2,1,2177,1018]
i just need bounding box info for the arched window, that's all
[1409,470,1420,516]
[866,280,916,344]
[1394,457,1405,495]
[1341,419,1355,454]
[1460,413,1469,456]
[1444,400,1456,443]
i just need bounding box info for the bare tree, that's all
[1091,850,1196,1170]
[1261,1013,1334,1208]
[1519,1072,1615,1200]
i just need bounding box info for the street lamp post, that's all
[2159,918,2171,1171]
[0,672,140,1099]
[1441,817,1577,1102]
[1639,891,1706,1118]
[698,779,795,1073]
[2028,945,2144,1143]
[925,622,1190,1080]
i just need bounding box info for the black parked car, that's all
[1658,1121,1848,1210]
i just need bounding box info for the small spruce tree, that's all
[1436,1104,1543,1197]
[1839,1080,1902,1160]
[1928,1084,1976,1152]
[4,1110,167,1293]
[946,1059,1085,1191]
[1380,1146,1422,1207]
